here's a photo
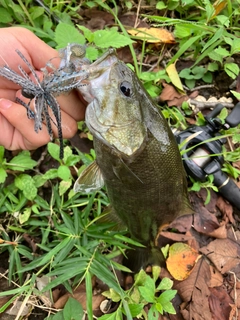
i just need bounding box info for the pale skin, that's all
[0,27,87,152]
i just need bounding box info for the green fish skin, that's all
[74,50,192,272]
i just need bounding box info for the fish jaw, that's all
[80,54,148,157]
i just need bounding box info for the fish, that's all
[73,48,193,272]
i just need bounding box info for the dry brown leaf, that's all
[159,83,188,106]
[208,265,223,287]
[128,27,175,44]
[193,206,220,235]
[168,214,193,233]
[160,231,194,242]
[166,243,201,281]
[200,238,240,274]
[174,258,212,320]
[216,196,234,223]
[209,286,233,320]
[208,225,227,239]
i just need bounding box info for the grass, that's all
[0,0,240,319]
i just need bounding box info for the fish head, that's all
[79,52,147,157]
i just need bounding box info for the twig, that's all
[189,99,234,112]
[184,84,215,92]
[134,0,142,28]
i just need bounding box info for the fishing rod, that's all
[174,102,240,210]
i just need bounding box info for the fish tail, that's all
[123,245,165,273]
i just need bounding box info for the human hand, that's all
[0,27,86,152]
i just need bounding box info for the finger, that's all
[0,98,50,150]
[0,98,78,150]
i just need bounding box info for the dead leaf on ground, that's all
[193,206,220,235]
[208,225,228,239]
[174,258,212,320]
[209,286,233,320]
[128,27,176,43]
[168,214,193,233]
[200,238,240,274]
[119,14,149,28]
[166,243,201,281]
[216,196,235,224]
[159,83,188,107]
[208,265,223,287]
[160,231,194,242]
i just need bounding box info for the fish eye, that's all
[120,81,132,97]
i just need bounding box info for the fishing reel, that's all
[174,102,240,210]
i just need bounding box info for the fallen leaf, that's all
[174,258,212,320]
[159,83,188,106]
[128,27,175,44]
[166,243,201,280]
[193,206,220,235]
[166,63,185,93]
[208,265,223,287]
[216,196,234,223]
[209,286,233,320]
[200,238,240,274]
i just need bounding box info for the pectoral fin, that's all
[73,160,104,193]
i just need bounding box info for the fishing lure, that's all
[0,47,89,158]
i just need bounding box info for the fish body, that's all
[74,50,192,271]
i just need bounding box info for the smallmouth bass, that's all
[73,48,192,272]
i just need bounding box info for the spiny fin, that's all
[123,246,165,273]
[73,160,104,193]
[97,206,127,231]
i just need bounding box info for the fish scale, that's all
[73,48,193,272]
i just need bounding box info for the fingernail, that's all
[0,99,13,109]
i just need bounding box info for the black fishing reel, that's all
[174,102,240,210]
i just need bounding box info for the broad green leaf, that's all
[148,304,159,320]
[0,167,7,183]
[214,46,230,57]
[14,174,37,201]
[152,266,161,282]
[138,286,155,303]
[86,46,99,61]
[42,169,59,180]
[58,165,71,181]
[156,1,167,10]
[93,30,133,48]
[174,24,193,38]
[47,142,60,161]
[208,62,219,72]
[30,6,44,20]
[63,297,84,320]
[155,302,163,314]
[19,208,31,224]
[49,310,64,320]
[224,63,239,79]
[55,23,85,48]
[128,303,144,317]
[77,25,94,42]
[9,151,37,171]
[134,269,147,286]
[59,180,72,196]
[0,7,13,23]
[157,278,173,291]
[158,290,177,304]
[98,312,118,320]
[102,288,121,302]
